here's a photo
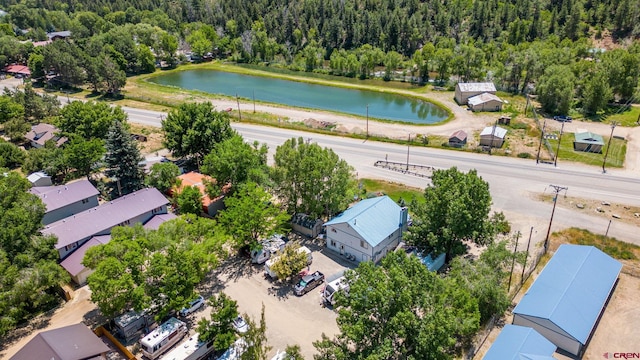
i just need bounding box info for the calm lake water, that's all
[149,70,449,124]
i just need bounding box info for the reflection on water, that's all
[149,70,448,124]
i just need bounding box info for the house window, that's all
[119,219,131,226]
[360,240,368,249]
[330,240,336,247]
[82,198,89,204]
[152,207,162,214]
[331,228,337,233]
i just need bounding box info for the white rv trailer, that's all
[140,317,188,359]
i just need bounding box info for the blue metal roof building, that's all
[483,324,557,360]
[513,245,622,357]
[324,196,407,263]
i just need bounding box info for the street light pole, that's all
[366,104,369,139]
[602,121,618,173]
[554,121,565,167]
[536,119,547,164]
[406,133,411,171]
[544,184,568,252]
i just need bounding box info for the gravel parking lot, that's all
[190,237,356,359]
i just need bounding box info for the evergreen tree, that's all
[104,120,144,196]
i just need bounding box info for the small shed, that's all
[479,126,507,148]
[291,213,324,238]
[512,245,622,357]
[483,324,558,360]
[467,93,503,112]
[574,131,604,153]
[27,171,52,187]
[448,130,468,148]
[455,82,497,105]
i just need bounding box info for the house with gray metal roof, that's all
[468,93,503,112]
[324,196,407,264]
[574,131,605,153]
[455,82,497,104]
[43,187,169,260]
[30,179,99,225]
[483,324,557,360]
[24,123,67,148]
[512,244,622,357]
[10,323,109,360]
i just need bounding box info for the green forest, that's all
[0,0,640,115]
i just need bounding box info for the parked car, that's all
[294,271,325,296]
[178,295,205,317]
[232,316,248,334]
[553,115,572,122]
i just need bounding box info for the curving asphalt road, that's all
[116,105,640,247]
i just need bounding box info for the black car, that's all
[553,115,572,122]
[294,271,325,296]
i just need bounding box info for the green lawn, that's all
[359,178,424,205]
[546,133,626,168]
[575,105,640,127]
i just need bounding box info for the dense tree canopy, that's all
[271,137,356,218]
[83,216,226,318]
[407,167,504,262]
[314,251,479,359]
[162,102,235,165]
[201,134,269,192]
[145,162,180,193]
[217,182,289,250]
[57,101,127,140]
[0,171,70,337]
[197,292,239,350]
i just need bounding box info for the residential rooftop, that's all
[30,180,99,213]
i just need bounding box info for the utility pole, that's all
[366,104,369,139]
[602,121,618,173]
[236,94,242,121]
[554,121,565,167]
[508,231,521,291]
[536,119,547,164]
[605,219,612,237]
[521,226,533,284]
[253,90,256,113]
[489,120,497,155]
[544,185,568,252]
[406,133,411,171]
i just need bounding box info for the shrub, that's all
[517,152,532,158]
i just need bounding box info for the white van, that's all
[322,276,349,306]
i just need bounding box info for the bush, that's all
[517,152,532,158]
[510,122,529,130]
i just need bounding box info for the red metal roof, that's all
[4,64,31,75]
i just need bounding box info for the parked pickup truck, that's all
[294,271,325,296]
[553,115,572,122]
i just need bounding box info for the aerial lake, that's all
[148,69,449,124]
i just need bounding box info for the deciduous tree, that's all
[197,292,239,350]
[241,304,271,360]
[313,251,479,359]
[271,137,356,218]
[145,162,180,193]
[217,182,289,249]
[162,102,235,165]
[269,243,310,281]
[201,135,268,192]
[64,136,105,179]
[407,167,497,262]
[0,142,25,169]
[58,101,127,139]
[177,185,203,215]
[536,64,575,115]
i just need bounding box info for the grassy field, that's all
[359,178,425,205]
[552,227,639,260]
[581,104,640,127]
[546,133,626,167]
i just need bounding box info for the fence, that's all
[373,160,433,178]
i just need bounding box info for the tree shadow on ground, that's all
[0,311,52,351]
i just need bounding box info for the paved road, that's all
[117,106,640,246]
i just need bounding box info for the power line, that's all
[544,184,568,252]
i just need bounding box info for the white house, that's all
[454,82,497,104]
[324,196,407,264]
[479,125,507,148]
[467,93,503,112]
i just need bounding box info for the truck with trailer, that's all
[264,245,312,279]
